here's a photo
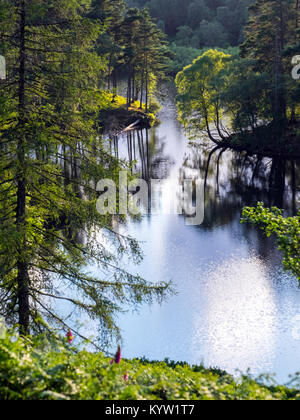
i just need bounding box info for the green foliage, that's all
[167,44,209,75]
[220,58,274,132]
[95,4,169,111]
[197,19,229,48]
[125,0,251,77]
[241,0,300,123]
[122,8,170,111]
[242,203,300,280]
[175,49,232,142]
[0,0,171,345]
[0,330,299,400]
[174,25,195,47]
[174,0,300,146]
[126,0,251,47]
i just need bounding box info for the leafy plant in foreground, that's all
[0,329,299,400]
[242,203,300,280]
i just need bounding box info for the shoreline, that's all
[211,124,300,159]
[99,103,159,136]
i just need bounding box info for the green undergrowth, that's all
[0,330,299,400]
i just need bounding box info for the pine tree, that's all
[88,0,126,94]
[0,0,170,345]
[241,0,300,122]
[121,8,169,111]
[138,9,169,112]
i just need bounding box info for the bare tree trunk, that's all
[112,68,117,103]
[140,69,144,109]
[215,104,226,140]
[127,73,131,109]
[17,0,30,335]
[108,54,112,91]
[291,106,296,123]
[273,32,286,122]
[145,56,149,114]
[205,115,221,145]
[291,161,296,215]
[273,5,287,123]
[132,68,135,103]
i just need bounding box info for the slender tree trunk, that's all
[132,68,135,103]
[112,68,117,103]
[145,56,149,114]
[17,0,30,335]
[127,73,131,109]
[215,105,226,140]
[140,69,144,109]
[291,161,296,215]
[291,106,296,123]
[290,0,300,123]
[205,114,221,145]
[273,32,286,123]
[273,5,287,123]
[108,54,112,91]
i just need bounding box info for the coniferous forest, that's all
[0,0,300,402]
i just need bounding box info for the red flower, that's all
[66,328,74,344]
[123,372,129,382]
[115,345,121,364]
[110,345,121,365]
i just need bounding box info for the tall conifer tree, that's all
[0,0,169,344]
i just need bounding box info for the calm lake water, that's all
[106,91,300,384]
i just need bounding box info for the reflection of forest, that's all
[115,126,300,270]
[113,127,173,180]
[116,127,299,218]
[183,146,299,217]
[182,145,300,267]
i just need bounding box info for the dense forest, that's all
[126,0,251,46]
[0,0,300,401]
[126,0,252,72]
[0,0,299,349]
[0,0,299,345]
[176,0,300,155]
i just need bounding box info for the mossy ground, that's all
[98,92,158,134]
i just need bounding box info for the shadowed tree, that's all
[241,0,300,123]
[0,0,170,345]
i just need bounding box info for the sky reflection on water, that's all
[112,93,300,383]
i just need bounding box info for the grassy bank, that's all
[98,92,159,134]
[0,331,299,400]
